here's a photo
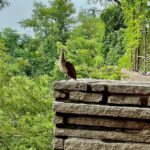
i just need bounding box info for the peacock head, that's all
[62,48,65,54]
[62,48,66,54]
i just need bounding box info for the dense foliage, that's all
[119,0,149,68]
[0,0,149,149]
[0,44,54,149]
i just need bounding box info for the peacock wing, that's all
[66,61,76,80]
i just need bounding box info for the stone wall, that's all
[53,79,150,150]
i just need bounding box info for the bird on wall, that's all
[59,48,76,80]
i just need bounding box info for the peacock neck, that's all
[60,49,66,63]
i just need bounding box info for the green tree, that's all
[100,4,124,33]
[100,4,125,66]
[49,0,76,43]
[20,0,75,43]
[88,0,121,6]
[119,0,148,68]
[0,28,20,53]
[104,29,125,65]
[20,0,75,76]
[0,49,54,150]
[0,28,32,57]
[0,28,36,76]
[20,2,53,38]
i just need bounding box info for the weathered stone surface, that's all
[67,116,150,130]
[108,95,141,105]
[54,81,87,91]
[70,91,103,103]
[90,83,105,92]
[107,84,150,94]
[54,79,150,150]
[90,80,150,94]
[54,115,64,124]
[65,138,150,150]
[54,91,66,99]
[54,138,64,149]
[148,97,150,106]
[54,79,150,93]
[76,78,101,82]
[55,128,150,143]
[54,102,150,120]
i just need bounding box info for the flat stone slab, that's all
[54,115,64,124]
[55,128,150,143]
[54,138,64,149]
[91,81,150,94]
[67,116,150,130]
[54,102,150,120]
[65,138,150,150]
[148,97,150,106]
[107,84,150,94]
[54,79,150,94]
[108,95,141,105]
[54,81,88,91]
[54,91,66,99]
[70,91,103,103]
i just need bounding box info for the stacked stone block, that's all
[53,79,150,150]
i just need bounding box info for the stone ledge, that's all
[55,128,150,143]
[54,115,64,124]
[54,91,66,99]
[91,81,150,94]
[67,116,150,130]
[108,95,141,105]
[54,138,64,150]
[65,138,150,150]
[90,83,105,92]
[70,91,103,103]
[54,79,150,149]
[107,84,150,94]
[54,102,150,120]
[54,79,150,94]
[148,97,150,106]
[54,81,88,91]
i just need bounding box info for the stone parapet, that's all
[53,79,150,150]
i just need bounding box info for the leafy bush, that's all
[0,50,54,150]
[90,65,121,80]
[0,75,54,150]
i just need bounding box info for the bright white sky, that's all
[0,0,101,35]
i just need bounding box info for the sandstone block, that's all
[54,102,150,120]
[107,84,150,94]
[55,128,150,143]
[65,138,150,150]
[148,97,150,106]
[67,116,150,130]
[70,91,103,103]
[108,95,141,105]
[54,81,87,91]
[90,83,105,92]
[54,91,66,99]
[90,80,118,92]
[54,115,64,124]
[90,80,150,94]
[54,138,64,149]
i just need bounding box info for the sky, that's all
[0,0,101,35]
